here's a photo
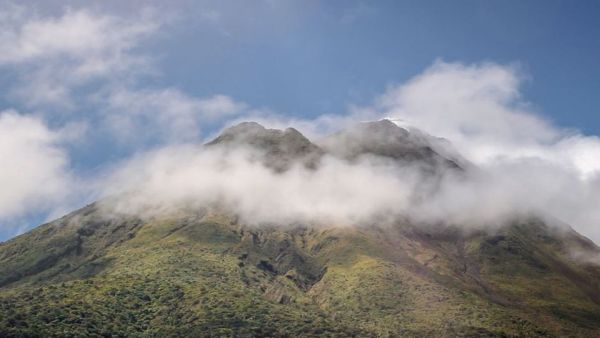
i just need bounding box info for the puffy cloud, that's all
[98,61,600,244]
[0,5,160,107]
[104,88,248,144]
[0,8,151,64]
[376,61,600,177]
[375,60,600,240]
[0,111,71,222]
[0,4,246,146]
[1,11,599,249]
[100,144,419,226]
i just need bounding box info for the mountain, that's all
[320,119,459,167]
[206,122,323,171]
[1,121,600,337]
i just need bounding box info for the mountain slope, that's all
[320,119,460,170]
[1,121,600,337]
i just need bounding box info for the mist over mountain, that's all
[2,2,600,337]
[2,121,600,337]
[98,120,465,226]
[97,119,596,237]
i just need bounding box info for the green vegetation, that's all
[1,205,600,337]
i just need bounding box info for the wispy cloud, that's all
[0,2,598,247]
[104,87,248,144]
[97,61,600,244]
[0,5,160,108]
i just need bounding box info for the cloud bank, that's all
[0,4,598,245]
[101,145,419,226]
[97,61,600,244]
[376,61,600,239]
[376,61,600,178]
[0,5,160,108]
[0,111,71,221]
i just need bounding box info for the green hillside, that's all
[1,204,600,337]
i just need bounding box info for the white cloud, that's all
[0,5,247,146]
[375,61,600,178]
[100,145,418,226]
[376,62,552,162]
[0,5,160,108]
[104,88,247,144]
[97,60,600,244]
[374,60,600,240]
[0,111,71,221]
[0,8,148,64]
[1,8,598,249]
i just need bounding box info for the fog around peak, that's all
[1,60,599,245]
[97,61,600,244]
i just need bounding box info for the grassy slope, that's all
[1,205,600,337]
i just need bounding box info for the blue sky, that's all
[153,0,600,133]
[1,0,600,241]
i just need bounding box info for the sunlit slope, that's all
[1,204,600,337]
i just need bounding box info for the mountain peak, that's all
[320,119,460,170]
[207,122,310,146]
[205,121,267,145]
[207,122,323,171]
[355,118,409,135]
[206,120,461,172]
